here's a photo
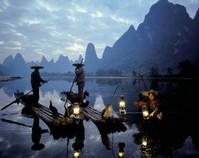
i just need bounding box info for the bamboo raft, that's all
[14,90,128,141]
[14,91,73,125]
[14,91,127,128]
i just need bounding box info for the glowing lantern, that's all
[142,105,149,120]
[73,102,80,116]
[119,95,126,114]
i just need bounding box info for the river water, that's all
[0,77,199,158]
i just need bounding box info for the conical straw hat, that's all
[30,64,44,69]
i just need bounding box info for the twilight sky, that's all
[0,0,198,63]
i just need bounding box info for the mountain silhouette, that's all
[1,0,199,76]
[96,0,199,74]
[84,43,100,73]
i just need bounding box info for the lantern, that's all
[73,102,80,116]
[142,105,149,120]
[119,95,126,114]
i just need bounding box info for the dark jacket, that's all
[75,67,85,85]
[31,70,45,88]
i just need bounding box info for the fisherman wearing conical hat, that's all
[30,64,47,104]
[72,62,85,104]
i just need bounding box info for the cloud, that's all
[0,0,198,63]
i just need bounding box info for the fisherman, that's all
[147,90,161,118]
[72,62,85,104]
[30,64,47,104]
[134,89,162,120]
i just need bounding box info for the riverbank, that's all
[0,76,22,82]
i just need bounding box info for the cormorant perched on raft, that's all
[49,101,59,118]
[101,104,112,119]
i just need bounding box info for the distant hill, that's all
[1,53,77,76]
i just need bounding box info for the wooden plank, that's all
[82,107,101,117]
[33,108,54,123]
[86,106,102,115]
[40,105,64,118]
[81,111,97,121]
[39,106,62,119]
[81,108,101,120]
[84,106,102,117]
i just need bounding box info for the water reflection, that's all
[31,115,48,150]
[95,78,122,86]
[0,78,199,157]
[133,110,199,157]
[21,104,128,158]
[95,120,127,150]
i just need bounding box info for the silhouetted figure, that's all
[62,91,89,104]
[83,90,89,100]
[30,65,47,104]
[72,62,85,104]
[101,134,111,150]
[49,100,59,118]
[72,120,85,151]
[95,118,127,150]
[31,116,48,150]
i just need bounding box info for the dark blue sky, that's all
[0,0,198,63]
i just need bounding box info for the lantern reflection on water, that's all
[118,142,125,158]
[141,136,148,147]
[73,149,80,158]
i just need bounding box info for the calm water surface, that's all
[0,77,199,158]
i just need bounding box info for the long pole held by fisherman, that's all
[140,75,147,91]
[0,81,48,111]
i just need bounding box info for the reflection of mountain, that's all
[1,78,73,97]
[133,107,199,157]
[2,79,31,97]
[132,78,199,157]
[1,1,199,75]
[94,118,127,150]
[95,78,122,86]
[2,77,199,114]
[1,77,199,157]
